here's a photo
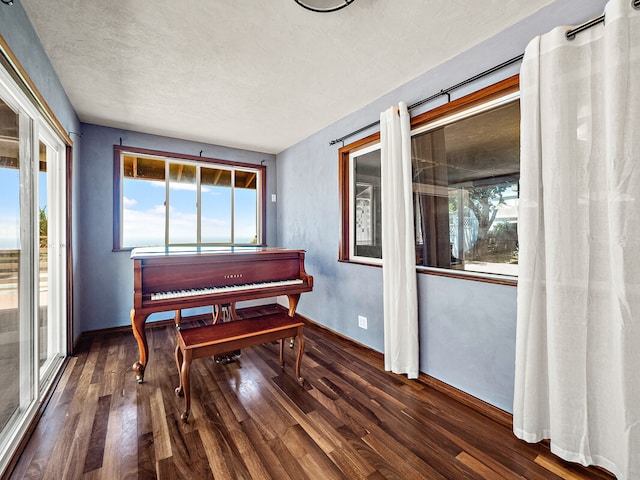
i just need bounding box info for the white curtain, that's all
[514,1,640,478]
[380,102,419,379]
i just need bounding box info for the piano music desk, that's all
[174,311,305,423]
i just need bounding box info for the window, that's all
[339,76,520,279]
[113,147,265,250]
[352,145,382,261]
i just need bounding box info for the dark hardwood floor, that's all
[9,306,615,479]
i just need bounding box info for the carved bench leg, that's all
[174,344,184,397]
[279,339,285,368]
[180,350,193,423]
[295,327,305,386]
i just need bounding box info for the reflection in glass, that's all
[0,99,20,432]
[38,142,48,368]
[346,100,520,276]
[412,101,520,276]
[353,149,382,259]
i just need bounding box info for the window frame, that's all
[338,75,520,285]
[113,145,267,251]
[349,142,383,265]
[37,126,68,386]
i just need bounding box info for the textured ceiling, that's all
[22,0,555,154]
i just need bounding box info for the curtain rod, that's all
[567,0,640,38]
[328,54,523,146]
[329,0,639,147]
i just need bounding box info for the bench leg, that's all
[174,344,184,397]
[279,339,285,367]
[295,327,305,386]
[180,349,193,423]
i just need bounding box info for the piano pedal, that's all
[215,350,241,364]
[272,339,295,348]
[273,339,295,348]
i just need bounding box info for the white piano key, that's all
[150,278,304,301]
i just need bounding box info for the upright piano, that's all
[130,246,313,382]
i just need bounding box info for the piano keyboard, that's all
[150,278,304,301]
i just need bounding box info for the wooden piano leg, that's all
[286,293,301,317]
[295,326,305,386]
[131,309,150,383]
[180,349,193,423]
[286,294,301,348]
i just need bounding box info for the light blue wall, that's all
[276,0,608,413]
[0,2,82,342]
[76,123,277,332]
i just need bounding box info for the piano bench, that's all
[174,312,305,423]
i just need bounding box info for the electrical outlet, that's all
[358,315,367,329]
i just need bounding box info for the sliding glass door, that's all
[0,64,67,474]
[0,97,23,437]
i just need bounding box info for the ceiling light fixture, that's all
[1,0,14,5]
[294,0,355,13]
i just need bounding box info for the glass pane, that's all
[38,142,48,368]
[201,166,231,244]
[168,162,197,244]
[122,156,166,247]
[0,99,20,432]
[454,183,519,275]
[412,100,520,275]
[413,127,451,267]
[234,171,257,244]
[353,149,382,259]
